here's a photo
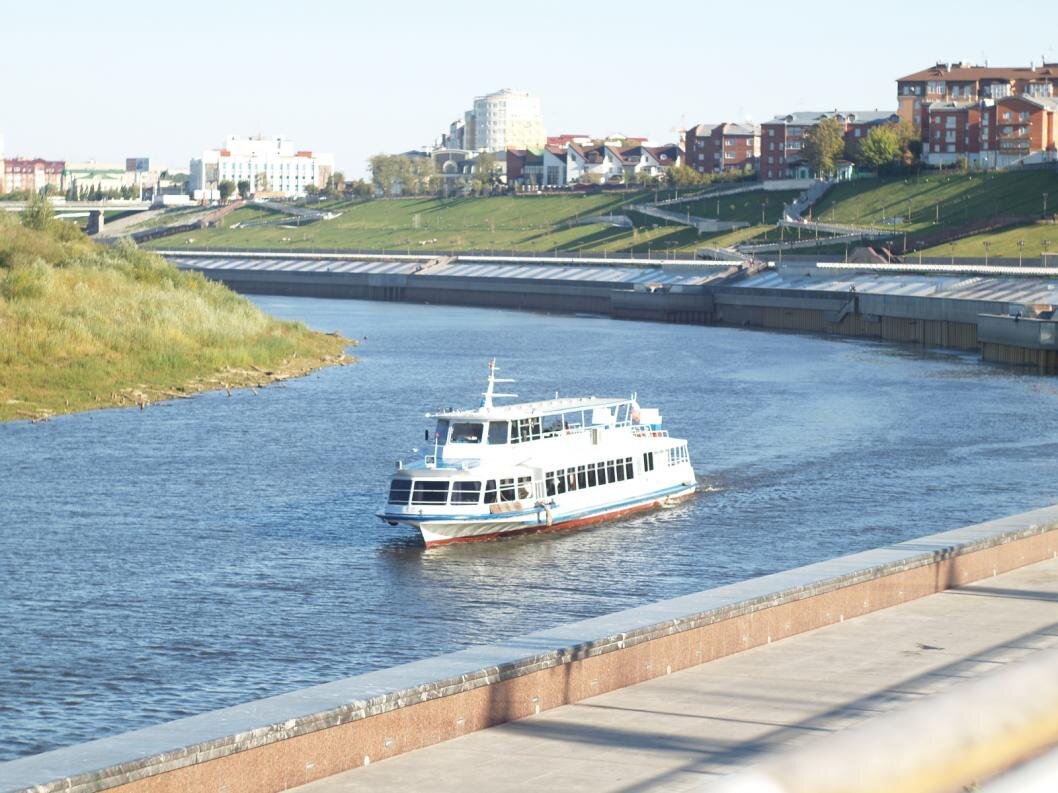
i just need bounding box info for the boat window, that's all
[511,417,542,444]
[517,476,531,500]
[499,478,516,502]
[484,479,497,504]
[451,481,482,504]
[412,480,449,504]
[434,419,449,445]
[587,464,597,488]
[566,469,578,492]
[576,465,587,490]
[450,422,484,443]
[616,404,630,424]
[546,474,557,497]
[488,421,509,444]
[615,460,626,481]
[542,414,564,437]
[625,457,634,479]
[643,452,655,473]
[555,468,566,494]
[562,410,584,431]
[388,479,412,505]
[607,460,617,482]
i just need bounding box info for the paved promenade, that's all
[295,556,1058,792]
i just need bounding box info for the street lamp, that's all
[949,241,955,266]
[983,241,990,266]
[1018,239,1026,267]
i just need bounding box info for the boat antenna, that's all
[481,358,517,408]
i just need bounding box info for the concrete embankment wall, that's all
[172,256,1058,371]
[4,509,1058,793]
[710,286,1001,351]
[187,267,717,326]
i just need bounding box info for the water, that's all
[3,297,1058,761]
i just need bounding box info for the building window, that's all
[927,81,946,95]
[945,116,956,128]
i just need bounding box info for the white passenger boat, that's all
[378,361,697,547]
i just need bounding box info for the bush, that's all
[0,260,53,300]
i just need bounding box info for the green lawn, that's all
[734,171,1058,254]
[143,172,1058,258]
[674,190,801,224]
[919,221,1058,259]
[147,193,725,255]
[812,171,1057,231]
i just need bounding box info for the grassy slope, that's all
[147,190,808,256]
[0,211,352,422]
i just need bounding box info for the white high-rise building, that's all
[466,89,545,152]
[189,135,334,199]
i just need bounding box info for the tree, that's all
[802,117,846,179]
[369,153,399,195]
[665,164,706,188]
[854,126,901,171]
[347,179,374,199]
[20,192,54,231]
[472,153,498,193]
[218,180,236,202]
[579,172,603,186]
[237,180,251,199]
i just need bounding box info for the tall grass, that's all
[0,208,352,421]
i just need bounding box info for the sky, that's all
[2,0,1056,178]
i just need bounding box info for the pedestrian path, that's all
[293,556,1058,792]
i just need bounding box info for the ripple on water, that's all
[3,298,1058,759]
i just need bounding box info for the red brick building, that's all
[684,122,759,175]
[759,110,899,181]
[897,61,1058,140]
[924,94,1058,167]
[3,158,65,194]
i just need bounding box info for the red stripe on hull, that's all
[421,489,696,547]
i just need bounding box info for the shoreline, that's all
[2,343,356,424]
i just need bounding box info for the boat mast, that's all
[481,359,517,408]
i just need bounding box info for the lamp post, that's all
[1018,239,1026,267]
[983,241,990,266]
[949,241,955,266]
[1044,239,1052,267]
[1044,192,1049,217]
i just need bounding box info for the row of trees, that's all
[801,118,923,178]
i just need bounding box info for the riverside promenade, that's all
[293,555,1058,792]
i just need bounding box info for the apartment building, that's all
[925,94,1058,167]
[464,89,546,153]
[897,61,1058,139]
[3,157,65,194]
[684,122,760,174]
[759,110,899,181]
[189,135,334,199]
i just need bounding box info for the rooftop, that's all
[898,62,1058,82]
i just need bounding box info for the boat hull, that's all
[413,484,697,547]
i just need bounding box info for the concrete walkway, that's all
[294,557,1058,792]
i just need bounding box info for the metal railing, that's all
[706,645,1058,793]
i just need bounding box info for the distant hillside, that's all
[0,202,352,422]
[140,170,1058,260]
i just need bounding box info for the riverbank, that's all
[0,205,353,422]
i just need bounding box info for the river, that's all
[3,296,1058,760]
